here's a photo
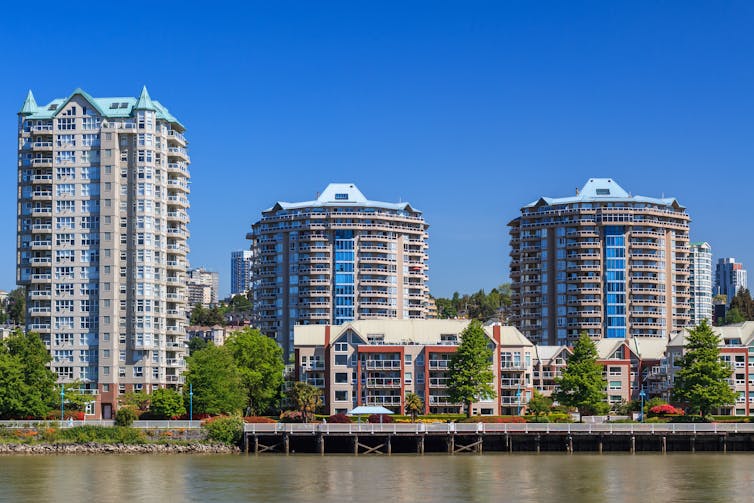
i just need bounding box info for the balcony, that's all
[365,360,401,370]
[365,395,401,406]
[365,378,402,388]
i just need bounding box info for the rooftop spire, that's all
[19,90,37,115]
[134,85,156,111]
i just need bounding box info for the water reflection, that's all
[0,454,751,503]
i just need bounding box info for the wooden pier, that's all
[243,422,754,455]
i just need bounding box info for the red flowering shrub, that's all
[649,404,685,416]
[243,416,277,423]
[460,416,526,423]
[326,413,352,423]
[367,414,394,423]
[279,410,305,423]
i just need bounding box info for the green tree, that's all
[404,392,424,422]
[225,328,285,415]
[188,336,208,355]
[120,391,151,412]
[724,307,746,325]
[6,288,25,326]
[0,329,56,418]
[0,351,25,419]
[190,304,226,326]
[729,289,754,320]
[228,294,252,312]
[61,382,94,412]
[149,388,185,419]
[286,381,322,423]
[527,390,553,417]
[447,320,496,417]
[553,333,608,418]
[672,320,737,416]
[184,345,246,415]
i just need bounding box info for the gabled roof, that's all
[489,325,535,347]
[266,183,421,213]
[533,345,572,363]
[595,338,628,359]
[629,337,668,360]
[52,88,107,117]
[522,178,685,210]
[669,322,754,348]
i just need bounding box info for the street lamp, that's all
[60,387,65,426]
[189,382,194,426]
[639,389,647,423]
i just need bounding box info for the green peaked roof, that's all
[19,90,38,115]
[134,85,157,111]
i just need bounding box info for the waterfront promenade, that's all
[243,422,754,455]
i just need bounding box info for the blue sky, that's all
[2,1,753,297]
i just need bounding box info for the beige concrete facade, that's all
[249,184,429,360]
[17,88,189,419]
[509,178,691,346]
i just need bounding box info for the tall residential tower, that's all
[715,258,748,307]
[508,178,691,346]
[17,88,190,419]
[248,183,429,358]
[689,242,713,325]
[230,250,253,295]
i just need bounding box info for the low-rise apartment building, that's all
[665,322,754,416]
[294,319,535,416]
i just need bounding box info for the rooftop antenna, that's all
[575,187,579,196]
[316,191,320,199]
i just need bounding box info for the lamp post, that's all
[189,382,193,426]
[60,387,65,426]
[639,389,647,423]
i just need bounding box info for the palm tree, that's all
[404,392,424,422]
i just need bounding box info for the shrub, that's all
[243,416,277,423]
[202,415,243,445]
[115,407,138,427]
[56,426,147,444]
[326,413,352,423]
[459,416,526,423]
[367,414,393,423]
[279,410,305,423]
[649,404,684,416]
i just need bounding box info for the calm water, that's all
[0,453,752,502]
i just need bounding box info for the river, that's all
[0,453,751,502]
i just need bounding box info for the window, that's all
[335,354,348,366]
[335,390,349,401]
[404,372,413,384]
[55,167,74,179]
[57,118,75,130]
[608,380,622,390]
[405,354,412,365]
[334,342,348,352]
[335,372,348,384]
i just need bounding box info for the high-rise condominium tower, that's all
[248,183,429,359]
[187,267,219,308]
[230,250,253,295]
[689,242,713,325]
[509,178,691,346]
[17,88,190,419]
[715,258,748,307]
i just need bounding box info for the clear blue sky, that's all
[2,1,753,298]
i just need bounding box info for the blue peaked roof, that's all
[19,87,184,128]
[523,178,684,209]
[266,183,421,213]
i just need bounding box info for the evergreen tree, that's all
[672,320,737,416]
[553,333,608,418]
[447,320,495,417]
[729,289,754,321]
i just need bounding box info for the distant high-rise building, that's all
[230,250,253,295]
[187,268,219,308]
[17,87,190,418]
[689,242,713,325]
[715,258,748,307]
[509,178,691,346]
[248,183,429,359]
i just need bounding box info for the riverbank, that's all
[0,441,239,455]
